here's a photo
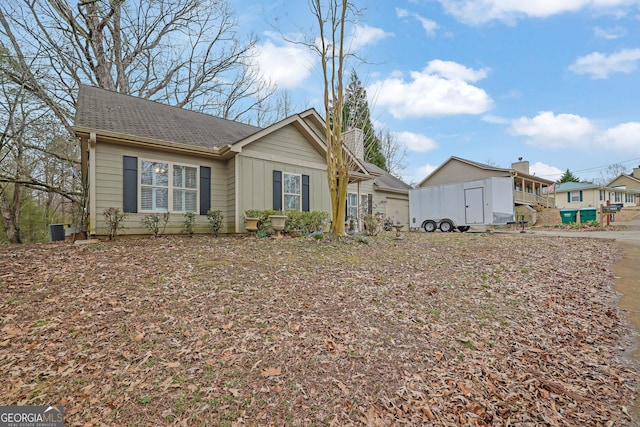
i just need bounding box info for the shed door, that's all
[464,187,484,224]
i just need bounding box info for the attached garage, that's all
[385,197,410,229]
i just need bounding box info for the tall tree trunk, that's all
[0,184,22,243]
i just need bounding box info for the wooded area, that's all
[0,0,405,243]
[0,0,275,243]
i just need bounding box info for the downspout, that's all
[89,133,97,236]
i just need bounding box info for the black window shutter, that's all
[367,194,373,214]
[200,166,211,215]
[273,170,282,210]
[302,175,310,212]
[123,156,138,213]
[567,192,570,203]
[579,190,583,202]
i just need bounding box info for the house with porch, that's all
[607,166,640,202]
[73,85,410,237]
[553,181,639,210]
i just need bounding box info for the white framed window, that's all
[347,193,358,220]
[569,191,581,202]
[283,173,301,211]
[140,159,198,212]
[173,165,198,212]
[615,192,622,203]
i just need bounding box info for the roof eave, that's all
[374,183,410,195]
[73,126,231,158]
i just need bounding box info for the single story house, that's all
[417,156,555,207]
[607,166,640,201]
[553,181,640,210]
[73,85,410,237]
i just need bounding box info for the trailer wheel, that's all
[457,226,470,232]
[423,220,437,232]
[439,220,454,232]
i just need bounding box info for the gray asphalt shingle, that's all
[74,85,261,148]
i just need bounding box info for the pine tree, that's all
[342,69,386,169]
[557,169,580,183]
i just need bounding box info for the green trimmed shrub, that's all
[141,212,170,237]
[206,210,224,236]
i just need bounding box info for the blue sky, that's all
[234,0,640,185]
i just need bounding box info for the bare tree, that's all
[309,0,360,235]
[250,89,309,127]
[377,128,407,179]
[0,71,78,243]
[597,163,629,186]
[1,0,273,124]
[0,0,274,240]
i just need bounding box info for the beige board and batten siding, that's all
[236,126,330,231]
[345,180,410,229]
[386,196,410,229]
[93,141,227,236]
[420,160,510,187]
[226,156,237,233]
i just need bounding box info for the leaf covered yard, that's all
[0,233,638,426]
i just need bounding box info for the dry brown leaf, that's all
[261,366,281,377]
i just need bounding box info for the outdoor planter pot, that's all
[245,217,259,232]
[269,215,288,238]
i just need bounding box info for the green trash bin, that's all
[579,207,597,223]
[559,209,578,224]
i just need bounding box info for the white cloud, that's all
[509,111,640,159]
[393,131,438,152]
[482,114,509,124]
[396,8,410,18]
[569,49,640,79]
[396,8,438,38]
[368,60,493,118]
[253,40,316,89]
[529,162,564,180]
[349,24,393,51]
[426,59,489,82]
[396,8,439,37]
[593,26,626,39]
[597,122,640,154]
[252,23,390,90]
[436,0,635,25]
[408,164,438,186]
[509,111,596,148]
[416,16,439,38]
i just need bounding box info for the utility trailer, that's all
[409,177,515,232]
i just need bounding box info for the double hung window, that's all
[140,160,197,212]
[283,173,301,211]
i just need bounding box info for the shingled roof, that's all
[74,85,261,149]
[363,161,412,192]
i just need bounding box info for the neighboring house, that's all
[73,85,410,237]
[553,181,639,209]
[608,166,640,203]
[416,156,554,207]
